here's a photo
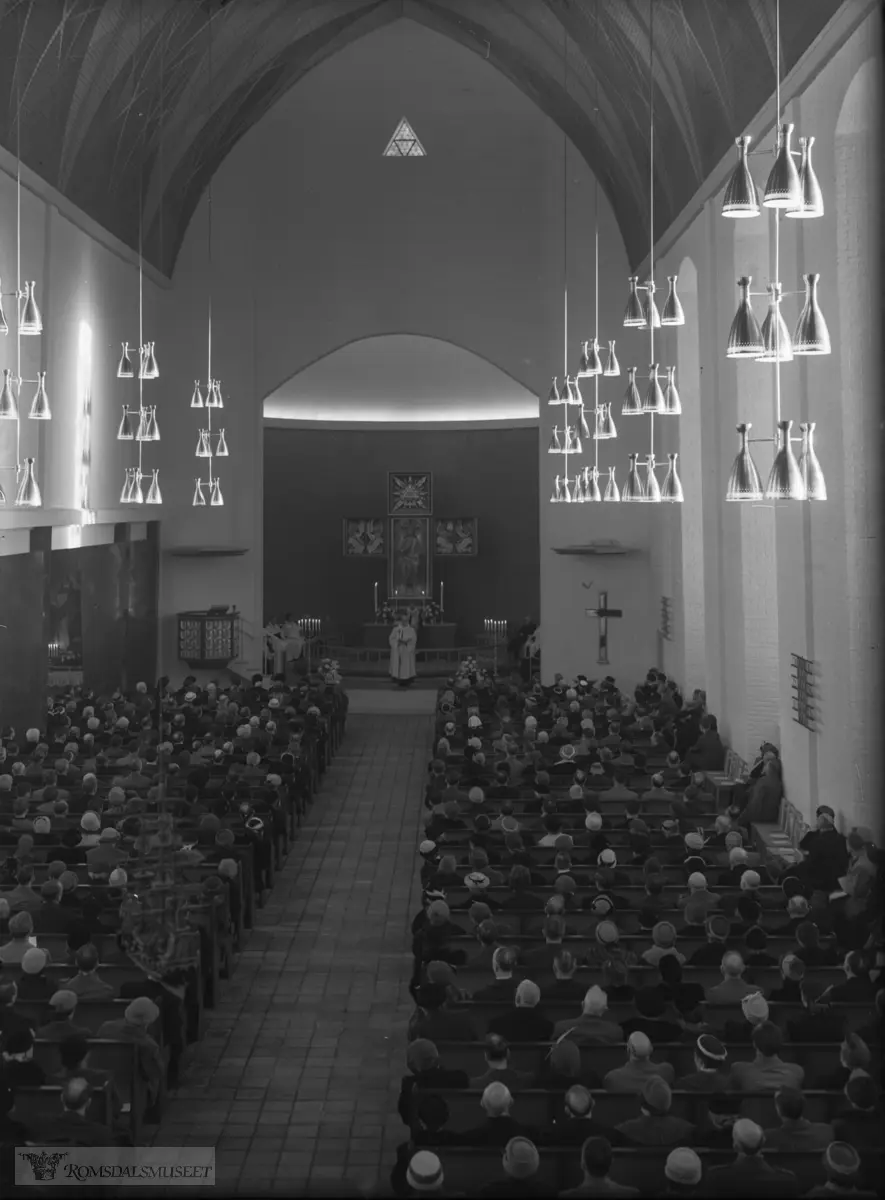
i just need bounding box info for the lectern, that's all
[178,608,240,668]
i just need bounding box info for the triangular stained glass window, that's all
[383,117,426,157]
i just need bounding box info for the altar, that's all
[363,622,457,650]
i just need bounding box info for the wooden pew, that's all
[31,1039,146,1143]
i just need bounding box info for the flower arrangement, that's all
[376,601,399,623]
[320,657,343,684]
[421,600,443,626]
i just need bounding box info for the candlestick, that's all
[440,581,444,613]
[374,581,378,613]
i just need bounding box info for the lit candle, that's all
[440,581,444,613]
[374,581,378,613]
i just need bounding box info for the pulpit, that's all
[178,608,240,668]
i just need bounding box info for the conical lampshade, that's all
[793,273,831,355]
[764,124,802,209]
[0,279,7,335]
[548,376,563,405]
[663,366,682,415]
[722,136,760,218]
[131,470,145,505]
[727,276,764,358]
[798,422,826,501]
[661,276,685,325]
[206,380,219,408]
[757,283,793,362]
[726,423,764,501]
[586,466,602,503]
[560,378,573,406]
[578,410,592,441]
[786,136,824,219]
[136,410,149,441]
[622,367,643,416]
[117,342,134,379]
[192,478,206,507]
[15,458,41,507]
[641,280,662,330]
[199,429,214,458]
[593,407,608,440]
[601,403,617,440]
[20,282,42,335]
[586,339,603,375]
[603,467,620,503]
[565,426,583,455]
[621,453,646,502]
[146,407,160,441]
[623,276,645,327]
[560,475,573,504]
[577,342,595,377]
[28,372,50,420]
[137,346,149,380]
[573,470,586,503]
[117,407,134,440]
[120,468,134,504]
[214,381,224,409]
[548,426,563,455]
[765,419,806,500]
[643,454,662,503]
[0,369,18,419]
[191,381,204,409]
[144,342,159,379]
[216,429,229,457]
[567,377,584,407]
[643,365,667,415]
[146,469,163,505]
[0,480,5,503]
[550,475,563,504]
[661,452,684,502]
[603,341,621,377]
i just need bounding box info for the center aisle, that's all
[153,712,432,1195]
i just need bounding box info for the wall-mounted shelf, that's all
[552,541,639,557]
[165,547,249,558]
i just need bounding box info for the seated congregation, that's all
[0,670,347,1174]
[398,668,882,1198]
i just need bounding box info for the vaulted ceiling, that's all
[0,0,853,276]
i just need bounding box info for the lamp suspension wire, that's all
[773,0,782,428]
[562,23,569,488]
[206,10,214,488]
[15,79,21,474]
[648,0,655,457]
[593,0,600,476]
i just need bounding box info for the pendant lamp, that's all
[15,458,41,507]
[727,276,764,358]
[643,454,662,503]
[757,283,793,362]
[146,469,162,505]
[726,423,764,501]
[643,365,667,415]
[578,409,593,441]
[192,478,207,507]
[146,407,160,441]
[661,453,684,502]
[567,377,583,407]
[560,476,573,504]
[117,343,134,379]
[765,418,806,500]
[144,342,159,379]
[722,136,760,218]
[603,341,621,377]
[621,453,646,502]
[214,381,224,409]
[191,381,205,409]
[622,367,643,416]
[663,366,682,415]
[120,468,134,504]
[28,372,50,420]
[764,123,802,209]
[0,369,18,419]
[550,475,563,504]
[641,280,662,330]
[600,403,617,440]
[586,339,603,376]
[548,427,564,455]
[0,480,4,503]
[0,281,7,335]
[215,429,229,457]
[137,346,149,380]
[798,422,826,500]
[785,136,823,219]
[210,478,224,506]
[135,410,148,442]
[603,466,620,503]
[566,426,583,455]
[19,282,42,335]
[792,273,831,355]
[131,470,145,505]
[586,466,602,503]
[623,277,645,327]
[117,407,134,440]
[661,276,685,325]
[573,471,586,503]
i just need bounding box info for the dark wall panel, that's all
[264,427,540,644]
[80,543,127,696]
[0,552,48,733]
[124,535,160,691]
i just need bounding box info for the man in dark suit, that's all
[820,951,877,1003]
[472,948,523,1003]
[542,1086,624,1146]
[703,1118,799,1197]
[487,980,554,1043]
[461,1082,538,1146]
[469,1035,534,1092]
[35,1078,119,1146]
[794,806,850,893]
[787,977,850,1043]
[397,1039,469,1126]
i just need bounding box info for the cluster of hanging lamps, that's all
[723,0,828,502]
[612,0,683,505]
[192,15,226,508]
[0,86,49,507]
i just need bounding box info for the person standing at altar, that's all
[389,614,418,689]
[280,615,304,677]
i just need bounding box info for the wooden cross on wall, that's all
[585,592,623,664]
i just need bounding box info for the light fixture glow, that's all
[756,283,793,363]
[727,276,764,358]
[548,426,564,455]
[603,466,620,503]
[765,418,806,500]
[28,371,50,420]
[623,277,645,327]
[764,123,802,209]
[146,469,163,505]
[0,369,18,419]
[661,276,685,325]
[550,475,563,504]
[643,454,662,503]
[642,365,667,415]
[603,341,621,378]
[117,342,134,379]
[663,366,682,415]
[19,282,42,335]
[785,135,824,219]
[215,429,229,457]
[621,452,645,502]
[193,478,206,507]
[792,273,831,356]
[622,367,643,416]
[798,422,826,500]
[726,423,764,502]
[661,453,684,502]
[15,457,42,507]
[722,135,760,218]
[191,381,204,409]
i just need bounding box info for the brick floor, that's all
[152,713,431,1195]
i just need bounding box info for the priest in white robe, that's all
[388,614,417,687]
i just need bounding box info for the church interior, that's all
[0,0,882,1195]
